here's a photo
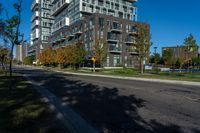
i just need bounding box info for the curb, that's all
[57,71,200,87]
[23,74,98,133]
[17,65,200,86]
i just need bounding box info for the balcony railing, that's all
[31,29,39,41]
[31,0,39,10]
[81,6,93,13]
[51,0,70,16]
[125,38,136,44]
[52,17,69,33]
[128,29,138,35]
[31,11,39,22]
[31,19,39,29]
[110,26,122,33]
[107,36,119,42]
[74,30,83,36]
[126,47,139,55]
[109,46,122,53]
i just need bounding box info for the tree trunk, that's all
[9,44,14,91]
[140,58,144,75]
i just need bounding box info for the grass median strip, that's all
[0,74,67,133]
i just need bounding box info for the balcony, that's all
[52,17,69,33]
[126,47,139,55]
[31,0,39,10]
[51,0,70,16]
[55,35,67,43]
[31,11,39,22]
[81,6,93,14]
[107,38,119,43]
[107,35,119,42]
[125,38,136,45]
[128,30,138,36]
[126,0,137,3]
[60,35,67,41]
[74,30,83,36]
[110,26,122,33]
[68,34,74,38]
[109,46,122,53]
[31,19,39,29]
[31,28,40,41]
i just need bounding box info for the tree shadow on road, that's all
[16,69,188,133]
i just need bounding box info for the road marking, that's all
[183,96,200,102]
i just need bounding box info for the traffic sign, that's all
[92,56,96,62]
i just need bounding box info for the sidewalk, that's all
[23,74,98,133]
[19,65,200,86]
[58,71,200,87]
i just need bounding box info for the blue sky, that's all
[137,0,200,54]
[1,0,200,54]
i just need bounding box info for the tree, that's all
[39,47,55,66]
[172,58,181,69]
[183,34,198,50]
[163,48,173,67]
[23,56,34,65]
[134,23,151,74]
[2,0,24,90]
[175,58,181,69]
[70,42,85,69]
[0,3,5,37]
[0,45,9,72]
[150,53,161,64]
[55,47,67,68]
[183,34,199,69]
[192,57,200,69]
[93,39,108,68]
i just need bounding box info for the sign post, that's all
[91,56,96,72]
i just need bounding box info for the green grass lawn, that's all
[142,72,200,82]
[75,68,200,82]
[36,65,200,82]
[0,74,67,133]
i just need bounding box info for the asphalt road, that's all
[14,67,200,133]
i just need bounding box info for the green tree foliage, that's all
[172,58,181,69]
[192,57,200,68]
[150,53,161,64]
[183,34,199,69]
[175,58,181,69]
[1,0,24,90]
[0,3,4,37]
[39,42,85,69]
[93,39,108,67]
[134,23,151,74]
[163,48,173,67]
[23,56,34,65]
[39,47,55,66]
[0,45,9,70]
[183,34,198,51]
[71,42,86,67]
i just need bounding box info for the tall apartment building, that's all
[30,0,54,58]
[16,43,28,62]
[38,0,149,67]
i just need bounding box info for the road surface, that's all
[14,67,200,133]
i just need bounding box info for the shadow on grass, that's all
[16,69,190,133]
[0,76,67,133]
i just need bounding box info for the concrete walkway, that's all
[23,74,98,133]
[58,71,200,87]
